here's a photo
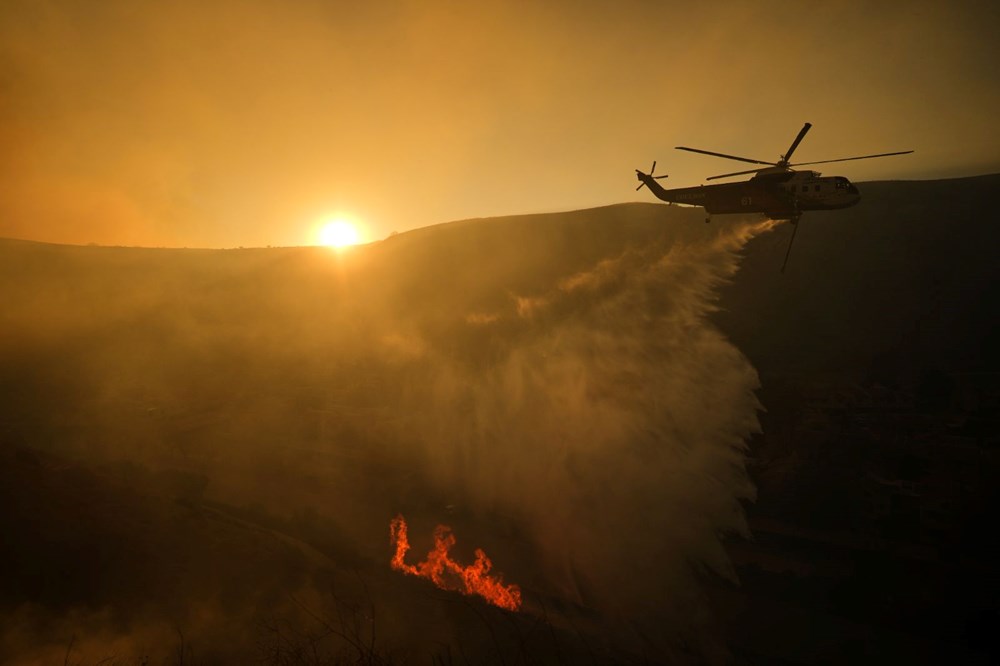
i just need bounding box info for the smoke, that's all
[390,217,778,651]
[0,208,779,662]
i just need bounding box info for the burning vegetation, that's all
[389,515,522,612]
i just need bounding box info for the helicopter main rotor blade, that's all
[781,122,812,164]
[791,150,914,167]
[675,146,775,166]
[706,167,776,181]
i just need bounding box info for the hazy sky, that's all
[2,0,998,247]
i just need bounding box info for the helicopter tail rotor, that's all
[636,160,669,191]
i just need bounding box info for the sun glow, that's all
[317,219,362,248]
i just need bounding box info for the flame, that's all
[389,514,522,611]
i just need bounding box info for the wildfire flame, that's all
[389,514,523,612]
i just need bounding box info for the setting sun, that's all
[317,219,361,248]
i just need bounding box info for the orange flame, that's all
[389,514,522,612]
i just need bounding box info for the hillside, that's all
[716,173,1000,380]
[1,174,998,664]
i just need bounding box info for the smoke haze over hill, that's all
[1,204,778,662]
[4,174,999,663]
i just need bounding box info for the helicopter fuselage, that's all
[639,169,860,220]
[636,122,910,270]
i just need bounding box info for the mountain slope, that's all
[715,173,1000,380]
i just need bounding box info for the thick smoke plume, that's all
[1,210,779,662]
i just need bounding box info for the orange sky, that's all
[1,0,998,247]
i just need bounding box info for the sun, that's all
[317,219,361,248]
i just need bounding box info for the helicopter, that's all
[634,122,912,271]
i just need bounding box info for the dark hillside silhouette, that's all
[1,174,998,664]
